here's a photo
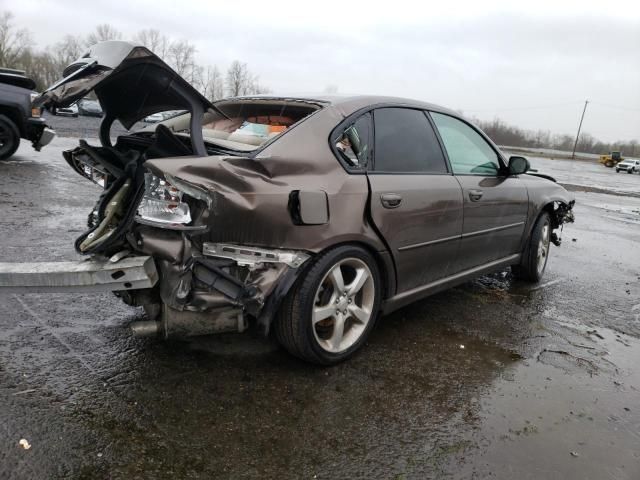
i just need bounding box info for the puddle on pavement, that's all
[457,325,640,479]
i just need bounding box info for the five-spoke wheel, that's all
[275,245,381,365]
[513,212,552,282]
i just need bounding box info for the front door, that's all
[366,107,464,293]
[430,112,529,272]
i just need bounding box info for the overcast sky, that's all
[8,0,640,141]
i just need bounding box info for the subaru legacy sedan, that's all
[30,41,574,365]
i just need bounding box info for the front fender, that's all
[521,177,575,248]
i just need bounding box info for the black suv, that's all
[0,68,55,160]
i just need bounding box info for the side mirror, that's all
[508,156,530,175]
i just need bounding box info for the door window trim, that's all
[368,107,452,175]
[329,102,458,176]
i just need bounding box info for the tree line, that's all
[0,11,269,101]
[472,117,638,156]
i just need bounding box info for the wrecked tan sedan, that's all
[28,41,574,365]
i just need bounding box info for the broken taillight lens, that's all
[137,173,192,225]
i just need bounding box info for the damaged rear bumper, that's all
[0,256,158,293]
[128,236,312,338]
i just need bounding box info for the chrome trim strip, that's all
[397,221,525,252]
[461,221,525,239]
[398,234,461,252]
[134,216,208,231]
[382,253,521,313]
[203,243,310,268]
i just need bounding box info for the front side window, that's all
[335,113,371,168]
[431,112,501,175]
[373,108,447,173]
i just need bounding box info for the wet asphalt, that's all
[1,120,639,479]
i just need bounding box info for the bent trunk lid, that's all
[34,40,215,129]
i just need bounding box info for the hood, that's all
[34,41,215,129]
[0,72,36,90]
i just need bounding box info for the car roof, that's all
[223,94,461,118]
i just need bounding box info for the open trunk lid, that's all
[33,40,215,130]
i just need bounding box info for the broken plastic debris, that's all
[570,451,579,457]
[19,439,31,450]
[459,345,465,349]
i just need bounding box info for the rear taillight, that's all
[137,173,192,225]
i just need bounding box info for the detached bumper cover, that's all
[0,256,158,294]
[25,117,56,151]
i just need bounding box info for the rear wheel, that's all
[513,212,551,282]
[0,115,20,160]
[275,245,382,365]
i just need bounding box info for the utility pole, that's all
[571,100,589,159]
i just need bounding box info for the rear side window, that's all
[335,113,372,168]
[373,108,447,173]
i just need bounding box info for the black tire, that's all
[616,169,620,173]
[0,114,20,160]
[274,245,382,365]
[513,212,551,283]
[627,169,633,174]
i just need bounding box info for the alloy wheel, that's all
[536,223,550,275]
[312,257,375,353]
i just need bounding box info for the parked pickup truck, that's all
[0,68,55,160]
[615,159,640,174]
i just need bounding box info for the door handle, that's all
[468,189,484,201]
[380,193,402,209]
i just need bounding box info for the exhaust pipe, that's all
[130,320,160,337]
[129,306,246,339]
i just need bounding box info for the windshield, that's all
[152,99,322,152]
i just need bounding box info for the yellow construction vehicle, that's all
[599,151,623,167]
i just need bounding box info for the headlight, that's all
[137,173,192,225]
[30,93,41,117]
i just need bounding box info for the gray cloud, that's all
[9,1,640,141]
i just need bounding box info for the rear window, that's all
[160,99,321,152]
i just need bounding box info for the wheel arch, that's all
[321,240,395,302]
[0,106,25,136]
[522,198,574,251]
[258,240,395,336]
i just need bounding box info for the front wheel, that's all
[0,115,20,160]
[627,168,633,174]
[513,212,551,282]
[275,245,382,365]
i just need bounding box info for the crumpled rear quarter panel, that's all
[144,105,386,254]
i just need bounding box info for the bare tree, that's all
[225,60,250,97]
[248,75,271,95]
[167,39,197,80]
[133,29,169,57]
[50,34,84,70]
[0,12,33,67]
[85,24,122,46]
[198,65,225,101]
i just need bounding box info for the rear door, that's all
[430,112,529,272]
[365,107,464,293]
